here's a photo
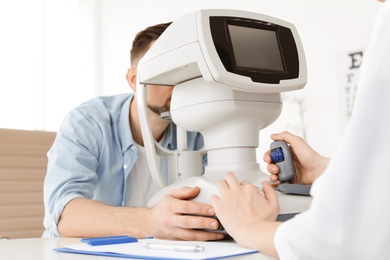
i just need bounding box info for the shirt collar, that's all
[119,93,177,152]
[162,122,176,150]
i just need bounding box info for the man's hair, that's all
[130,22,172,67]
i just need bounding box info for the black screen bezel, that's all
[210,16,300,84]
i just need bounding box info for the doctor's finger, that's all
[263,149,272,163]
[262,182,279,206]
[271,131,303,147]
[224,172,240,189]
[215,179,230,197]
[267,163,280,175]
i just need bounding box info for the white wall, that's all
[0,0,101,131]
[0,1,44,129]
[96,0,382,168]
[0,0,382,170]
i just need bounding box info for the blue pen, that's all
[81,235,138,246]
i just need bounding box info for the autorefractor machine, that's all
[136,9,312,223]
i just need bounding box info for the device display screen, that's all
[210,16,299,83]
[228,24,285,71]
[270,147,285,163]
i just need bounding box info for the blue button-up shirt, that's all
[43,93,205,237]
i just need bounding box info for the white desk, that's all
[0,237,276,260]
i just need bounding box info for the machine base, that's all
[147,175,312,219]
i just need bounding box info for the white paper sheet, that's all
[55,238,258,259]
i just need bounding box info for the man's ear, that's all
[126,67,137,92]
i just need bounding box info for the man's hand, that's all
[147,186,224,241]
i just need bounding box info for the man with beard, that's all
[43,22,223,241]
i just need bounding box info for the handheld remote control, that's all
[270,140,295,182]
[270,140,312,196]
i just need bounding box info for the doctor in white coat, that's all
[211,0,390,259]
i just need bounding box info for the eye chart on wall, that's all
[337,49,364,132]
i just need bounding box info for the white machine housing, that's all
[136,9,311,219]
[138,9,306,92]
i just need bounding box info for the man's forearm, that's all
[58,197,151,238]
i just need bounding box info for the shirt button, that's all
[131,146,136,151]
[123,164,128,170]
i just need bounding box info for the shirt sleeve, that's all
[274,2,390,259]
[43,106,103,237]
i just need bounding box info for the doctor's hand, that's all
[147,186,224,241]
[210,172,280,250]
[264,131,330,185]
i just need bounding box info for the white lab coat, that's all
[274,1,390,259]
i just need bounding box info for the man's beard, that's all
[147,104,170,117]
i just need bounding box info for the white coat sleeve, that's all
[274,2,390,259]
